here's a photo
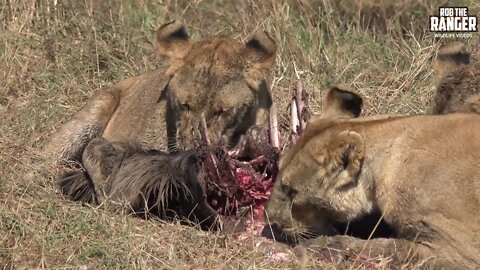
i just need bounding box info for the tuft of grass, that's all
[1,0,479,269]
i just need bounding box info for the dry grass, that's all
[1,0,479,269]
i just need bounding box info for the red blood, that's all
[201,145,278,229]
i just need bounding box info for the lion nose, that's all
[261,222,281,239]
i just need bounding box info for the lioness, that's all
[45,20,276,164]
[433,42,480,114]
[61,137,218,230]
[265,86,480,269]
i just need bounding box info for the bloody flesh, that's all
[198,81,308,235]
[198,127,279,224]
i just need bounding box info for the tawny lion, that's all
[45,20,276,166]
[266,86,480,269]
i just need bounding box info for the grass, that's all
[1,0,479,269]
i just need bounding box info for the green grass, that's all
[1,0,479,268]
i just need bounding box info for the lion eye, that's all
[281,184,297,198]
[179,103,190,111]
[213,108,226,117]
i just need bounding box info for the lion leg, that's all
[299,235,463,270]
[44,88,121,165]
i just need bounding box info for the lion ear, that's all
[434,42,470,78]
[157,20,192,59]
[324,85,363,119]
[245,31,276,65]
[244,31,277,89]
[327,130,364,188]
[463,93,480,113]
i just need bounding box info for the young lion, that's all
[433,42,480,114]
[45,20,276,165]
[61,137,218,230]
[265,86,480,269]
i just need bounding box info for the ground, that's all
[1,0,479,269]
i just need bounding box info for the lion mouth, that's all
[260,223,301,245]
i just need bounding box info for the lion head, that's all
[433,42,480,114]
[157,21,276,151]
[265,86,374,241]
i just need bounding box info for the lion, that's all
[265,86,480,269]
[60,137,218,230]
[44,20,276,166]
[432,41,480,114]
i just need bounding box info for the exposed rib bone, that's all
[295,80,307,133]
[290,99,299,144]
[199,112,211,146]
[199,113,221,183]
[269,103,280,148]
